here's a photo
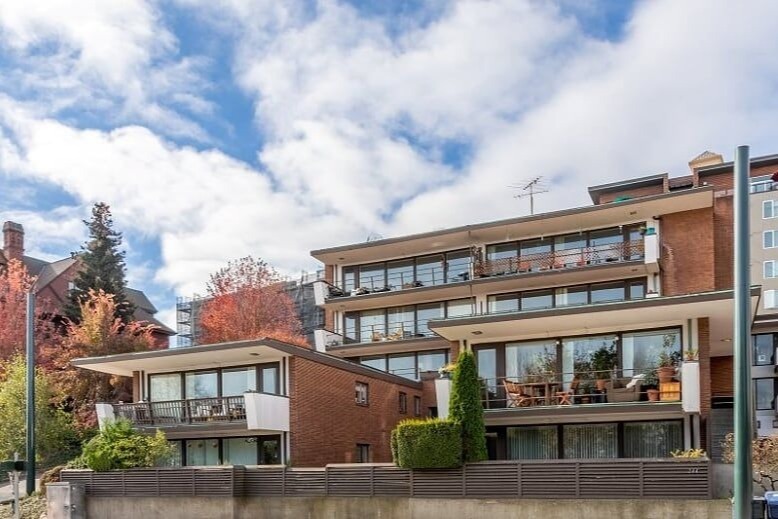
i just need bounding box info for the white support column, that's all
[435,378,451,419]
[95,403,115,431]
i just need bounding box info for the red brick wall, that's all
[597,183,665,205]
[713,196,734,290]
[710,356,734,397]
[696,164,778,190]
[289,357,423,467]
[660,208,715,295]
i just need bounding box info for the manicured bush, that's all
[449,350,488,463]
[75,419,172,471]
[393,418,462,469]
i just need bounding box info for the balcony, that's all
[314,238,655,310]
[313,317,447,355]
[98,393,290,433]
[474,240,645,278]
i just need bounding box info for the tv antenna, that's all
[509,177,549,215]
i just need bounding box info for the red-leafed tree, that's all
[199,256,307,347]
[0,259,59,361]
[49,289,161,428]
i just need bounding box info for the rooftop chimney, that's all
[2,221,24,261]
[688,150,724,172]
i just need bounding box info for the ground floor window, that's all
[356,444,371,463]
[171,435,282,466]
[503,420,683,460]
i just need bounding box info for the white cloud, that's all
[2,0,778,308]
[0,0,211,140]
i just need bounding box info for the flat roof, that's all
[697,153,778,176]
[311,187,714,265]
[72,338,422,389]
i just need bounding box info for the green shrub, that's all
[449,351,487,463]
[76,419,172,471]
[0,356,80,466]
[393,418,462,469]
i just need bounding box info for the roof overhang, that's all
[72,338,422,388]
[429,288,760,354]
[587,173,667,204]
[311,187,713,265]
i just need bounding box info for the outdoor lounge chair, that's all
[504,380,533,408]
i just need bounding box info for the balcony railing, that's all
[474,240,645,278]
[322,240,645,301]
[479,369,681,410]
[114,396,248,427]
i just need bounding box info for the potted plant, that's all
[656,350,681,383]
[683,348,699,362]
[643,368,660,401]
[590,345,617,391]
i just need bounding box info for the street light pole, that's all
[733,144,753,518]
[25,291,35,497]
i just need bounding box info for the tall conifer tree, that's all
[65,203,134,323]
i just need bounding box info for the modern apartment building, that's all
[72,338,422,467]
[309,151,778,461]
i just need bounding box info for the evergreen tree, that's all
[449,350,488,463]
[65,203,135,323]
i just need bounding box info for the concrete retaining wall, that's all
[83,496,732,519]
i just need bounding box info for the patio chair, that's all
[554,378,579,405]
[606,377,642,402]
[503,380,533,408]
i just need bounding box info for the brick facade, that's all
[660,208,715,295]
[710,356,734,397]
[288,356,422,467]
[698,318,711,451]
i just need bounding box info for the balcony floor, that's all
[484,401,685,426]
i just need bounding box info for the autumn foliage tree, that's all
[50,289,160,428]
[199,256,307,346]
[0,259,59,361]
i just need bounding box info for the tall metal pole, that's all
[25,291,35,496]
[733,144,753,518]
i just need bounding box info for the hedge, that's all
[392,418,462,469]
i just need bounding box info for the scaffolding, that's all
[175,269,325,347]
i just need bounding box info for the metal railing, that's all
[479,370,681,410]
[326,264,472,298]
[475,240,645,278]
[114,396,247,427]
[61,459,712,499]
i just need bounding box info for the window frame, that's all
[148,362,283,402]
[754,378,776,411]
[766,290,778,309]
[355,382,369,406]
[765,230,777,249]
[764,200,776,219]
[765,260,777,279]
[399,392,408,414]
[413,396,422,417]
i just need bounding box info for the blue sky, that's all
[1,0,778,332]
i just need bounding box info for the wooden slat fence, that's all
[61,459,711,500]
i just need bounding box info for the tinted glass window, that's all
[755,378,775,411]
[222,368,256,397]
[555,286,588,307]
[150,373,182,401]
[359,263,385,290]
[488,294,519,314]
[416,256,444,286]
[590,283,625,304]
[753,334,775,366]
[416,303,444,335]
[388,354,416,379]
[360,356,387,372]
[387,260,414,290]
[185,371,218,399]
[446,250,471,283]
[521,290,553,311]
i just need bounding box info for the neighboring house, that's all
[0,221,175,347]
[72,338,423,467]
[309,151,778,462]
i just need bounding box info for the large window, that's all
[755,378,775,411]
[505,340,556,381]
[344,298,473,342]
[507,426,558,460]
[621,329,681,378]
[753,334,776,366]
[486,279,645,315]
[623,421,683,458]
[505,421,683,460]
[358,349,448,380]
[185,371,218,399]
[563,424,617,459]
[561,335,618,386]
[186,439,220,466]
[149,373,182,401]
[149,363,281,402]
[222,368,256,397]
[223,437,258,466]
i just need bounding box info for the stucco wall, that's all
[82,496,732,519]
